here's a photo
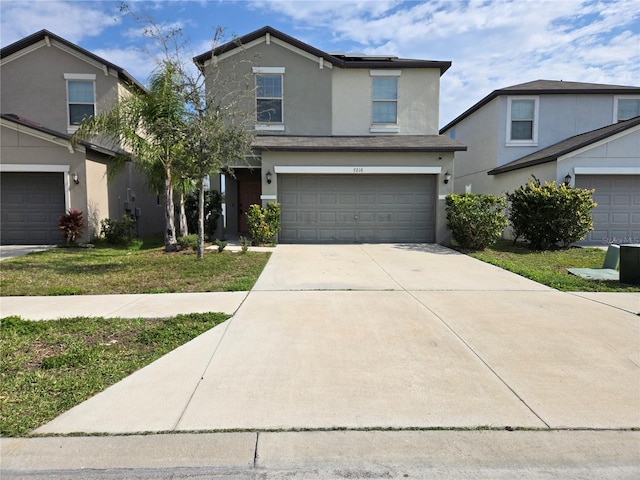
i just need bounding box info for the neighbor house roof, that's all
[194,26,451,75]
[1,30,146,92]
[1,113,119,157]
[487,116,640,175]
[440,80,640,133]
[252,135,467,153]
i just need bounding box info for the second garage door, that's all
[279,174,436,243]
[1,172,66,245]
[575,175,640,245]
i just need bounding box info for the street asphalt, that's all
[1,243,638,479]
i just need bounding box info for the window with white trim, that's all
[506,96,538,145]
[372,77,398,124]
[253,67,284,127]
[614,96,640,122]
[65,74,96,131]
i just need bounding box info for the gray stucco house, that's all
[0,30,164,244]
[440,80,640,245]
[194,26,466,244]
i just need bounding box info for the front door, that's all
[238,179,262,234]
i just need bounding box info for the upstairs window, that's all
[372,77,398,124]
[254,67,284,126]
[615,96,640,122]
[507,97,538,145]
[65,74,96,131]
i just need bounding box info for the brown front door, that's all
[238,179,262,233]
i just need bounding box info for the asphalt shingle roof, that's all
[252,135,467,152]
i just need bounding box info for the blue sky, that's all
[2,0,639,127]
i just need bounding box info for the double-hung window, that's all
[370,70,400,133]
[65,73,96,132]
[507,96,538,145]
[253,67,284,130]
[614,96,640,122]
[372,77,398,124]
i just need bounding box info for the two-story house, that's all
[0,30,164,244]
[440,80,640,245]
[194,26,466,244]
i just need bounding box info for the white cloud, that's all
[0,0,122,46]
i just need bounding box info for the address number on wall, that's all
[353,167,364,173]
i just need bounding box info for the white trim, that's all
[273,166,442,174]
[64,73,97,80]
[438,195,447,200]
[370,126,400,133]
[255,124,285,131]
[506,96,539,146]
[0,164,69,173]
[557,123,640,162]
[252,66,285,74]
[1,118,80,152]
[574,167,640,175]
[370,70,401,77]
[260,194,277,200]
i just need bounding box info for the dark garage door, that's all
[1,172,66,245]
[278,174,436,243]
[575,175,640,245]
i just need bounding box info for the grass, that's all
[462,240,639,292]
[0,241,270,296]
[0,312,230,437]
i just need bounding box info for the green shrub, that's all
[445,193,508,250]
[239,235,249,253]
[213,239,227,253]
[100,215,137,245]
[58,209,84,245]
[246,202,281,246]
[506,178,597,250]
[177,234,198,251]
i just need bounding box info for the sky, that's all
[1,0,639,127]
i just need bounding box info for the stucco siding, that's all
[332,68,440,135]
[1,41,120,133]
[212,40,332,135]
[444,98,499,194]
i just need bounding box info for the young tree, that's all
[72,63,186,252]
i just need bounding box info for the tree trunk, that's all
[179,192,188,237]
[164,165,177,252]
[197,177,206,259]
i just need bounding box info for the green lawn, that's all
[464,240,639,292]
[0,313,229,437]
[0,242,270,296]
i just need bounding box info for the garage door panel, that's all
[279,174,436,243]
[575,175,640,244]
[1,172,65,245]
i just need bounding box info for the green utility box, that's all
[619,244,640,286]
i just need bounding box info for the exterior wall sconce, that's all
[443,171,452,184]
[266,170,273,184]
[72,172,79,184]
[563,173,572,186]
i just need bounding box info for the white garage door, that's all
[575,175,640,245]
[278,174,436,243]
[1,172,66,245]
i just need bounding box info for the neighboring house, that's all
[440,80,640,245]
[194,26,466,244]
[0,30,164,245]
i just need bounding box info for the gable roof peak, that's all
[194,25,451,74]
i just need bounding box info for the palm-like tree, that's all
[72,62,186,252]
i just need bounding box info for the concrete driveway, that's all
[35,244,639,434]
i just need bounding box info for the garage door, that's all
[1,172,66,245]
[575,175,640,245]
[279,174,436,243]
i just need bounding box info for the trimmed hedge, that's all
[445,193,508,250]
